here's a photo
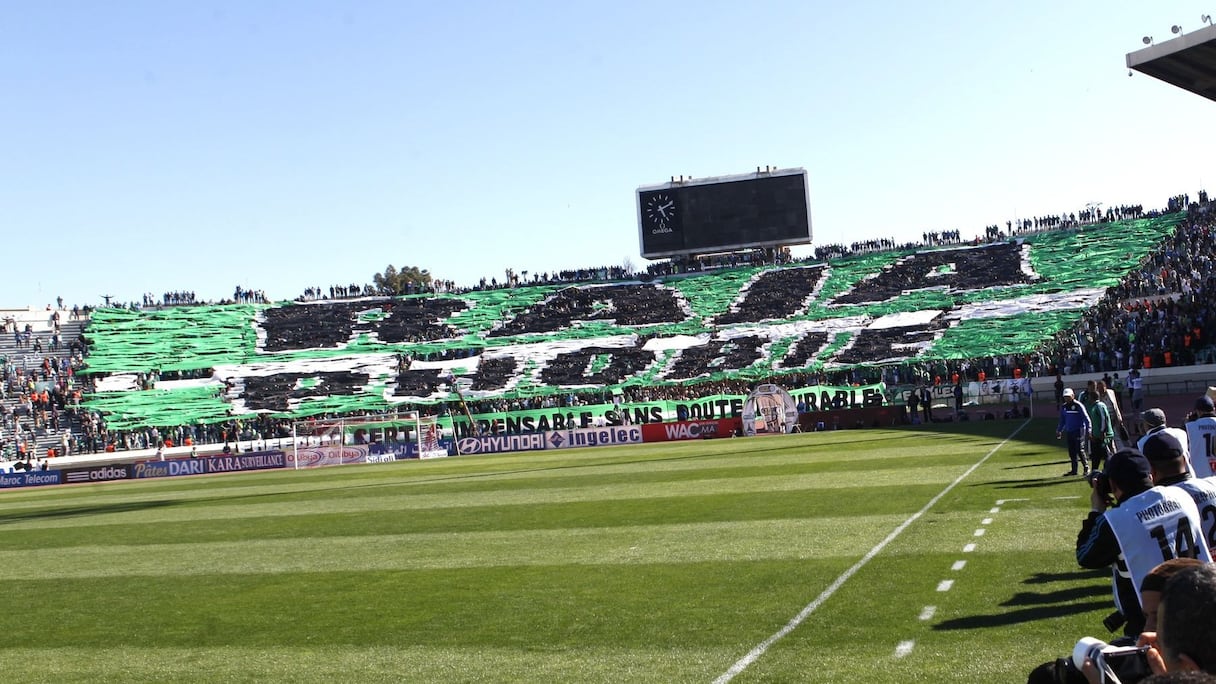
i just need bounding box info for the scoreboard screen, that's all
[637,168,811,259]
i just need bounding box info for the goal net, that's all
[290,412,448,468]
[415,415,448,460]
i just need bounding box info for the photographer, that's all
[1143,432,1216,555]
[1183,395,1216,478]
[1137,409,1189,458]
[1076,449,1210,637]
[1142,563,1216,677]
[1026,559,1205,684]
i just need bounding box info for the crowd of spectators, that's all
[232,286,267,304]
[293,265,645,303]
[145,291,197,306]
[1041,210,1216,376]
[867,199,1216,398]
[90,414,301,454]
[100,285,270,311]
[300,284,376,300]
[38,190,1216,460]
[814,239,918,260]
[645,249,791,277]
[488,283,684,337]
[0,324,87,462]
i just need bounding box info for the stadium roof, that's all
[1127,23,1216,102]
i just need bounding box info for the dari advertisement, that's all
[132,451,287,479]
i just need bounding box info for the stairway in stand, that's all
[0,308,91,463]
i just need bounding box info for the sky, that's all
[3,1,1216,308]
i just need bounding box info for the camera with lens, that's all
[1072,637,1150,684]
[1028,637,1151,684]
[1088,470,1111,499]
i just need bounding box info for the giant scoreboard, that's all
[636,168,811,259]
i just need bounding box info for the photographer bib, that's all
[1104,486,1210,607]
[1175,477,1216,549]
[1185,417,1216,478]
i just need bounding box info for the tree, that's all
[372,264,432,295]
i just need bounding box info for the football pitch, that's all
[0,419,1110,682]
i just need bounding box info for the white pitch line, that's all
[989,507,1000,513]
[1052,495,1081,500]
[973,528,986,537]
[894,640,916,658]
[918,605,936,621]
[963,543,977,553]
[951,560,967,571]
[937,579,954,592]
[711,419,1031,684]
[981,517,993,525]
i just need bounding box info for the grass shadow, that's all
[932,600,1110,631]
[0,499,180,525]
[1022,568,1107,585]
[934,565,1111,631]
[993,458,1073,473]
[1002,584,1109,606]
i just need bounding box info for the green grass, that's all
[0,419,1111,682]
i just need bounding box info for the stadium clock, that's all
[644,192,678,233]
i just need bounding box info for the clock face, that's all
[644,192,677,232]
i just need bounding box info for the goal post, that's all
[290,418,347,470]
[290,411,448,468]
[415,414,448,459]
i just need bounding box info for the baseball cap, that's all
[1062,388,1075,399]
[1142,432,1186,462]
[1196,395,1216,413]
[1141,408,1167,428]
[1104,448,1153,493]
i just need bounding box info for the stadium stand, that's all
[487,283,688,337]
[713,265,826,324]
[0,307,89,463]
[11,198,1216,467]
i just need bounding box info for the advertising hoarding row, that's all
[1,417,747,489]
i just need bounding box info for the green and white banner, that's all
[79,215,1181,430]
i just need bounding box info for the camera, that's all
[1071,637,1151,684]
[1028,637,1151,684]
[1088,470,1112,500]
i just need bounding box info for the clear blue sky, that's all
[3,1,1214,307]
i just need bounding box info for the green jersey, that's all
[1087,401,1114,442]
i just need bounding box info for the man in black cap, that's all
[1138,407,1190,457]
[1184,395,1216,478]
[1075,448,1210,637]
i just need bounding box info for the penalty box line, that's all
[711,419,1031,684]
